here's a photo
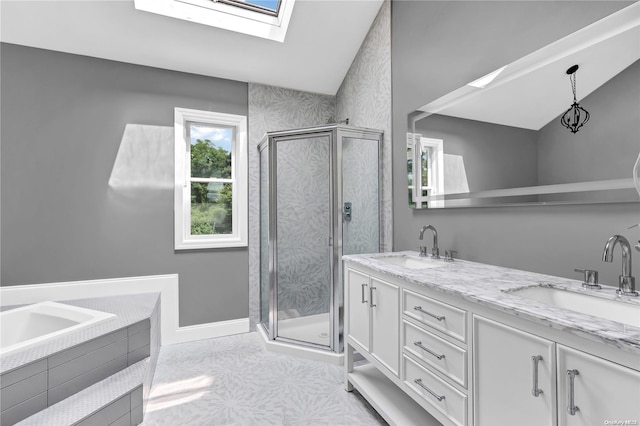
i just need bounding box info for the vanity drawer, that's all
[403,320,467,388]
[403,289,467,343]
[403,355,467,426]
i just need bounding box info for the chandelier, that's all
[560,65,590,134]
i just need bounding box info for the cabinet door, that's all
[346,269,370,351]
[370,277,399,375]
[473,316,556,426]
[557,345,640,426]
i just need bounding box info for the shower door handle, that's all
[361,284,368,304]
[343,202,352,222]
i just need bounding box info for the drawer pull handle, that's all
[531,355,543,397]
[369,287,377,308]
[567,369,580,416]
[414,378,445,401]
[414,306,445,321]
[413,341,445,360]
[361,283,368,304]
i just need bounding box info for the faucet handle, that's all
[431,247,440,259]
[574,268,601,289]
[444,250,458,262]
[419,246,428,257]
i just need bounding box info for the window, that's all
[407,134,444,209]
[174,108,248,249]
[134,0,295,42]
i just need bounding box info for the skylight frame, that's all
[218,0,281,17]
[134,0,295,42]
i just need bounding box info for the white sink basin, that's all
[374,255,446,270]
[508,286,640,328]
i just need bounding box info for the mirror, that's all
[408,3,640,209]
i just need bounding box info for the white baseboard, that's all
[0,275,249,345]
[173,318,250,344]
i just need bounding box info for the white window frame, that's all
[408,133,445,209]
[174,108,248,250]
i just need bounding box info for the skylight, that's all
[222,0,281,16]
[467,66,507,89]
[134,0,294,42]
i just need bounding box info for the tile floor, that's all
[142,332,386,426]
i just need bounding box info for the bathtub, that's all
[0,301,116,356]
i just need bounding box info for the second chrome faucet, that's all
[419,225,440,259]
[602,234,638,296]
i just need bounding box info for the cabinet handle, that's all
[369,286,377,307]
[414,306,445,321]
[413,341,445,360]
[414,378,445,401]
[531,355,543,397]
[361,283,368,304]
[566,369,580,416]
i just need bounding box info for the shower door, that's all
[270,131,334,348]
[259,125,383,352]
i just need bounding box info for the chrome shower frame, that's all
[258,124,383,353]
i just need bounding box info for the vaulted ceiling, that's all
[0,0,384,95]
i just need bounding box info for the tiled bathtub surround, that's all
[0,294,159,372]
[0,294,160,425]
[344,252,640,355]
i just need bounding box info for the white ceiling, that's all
[418,2,640,131]
[0,0,384,95]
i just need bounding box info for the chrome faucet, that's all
[602,235,638,296]
[418,225,440,259]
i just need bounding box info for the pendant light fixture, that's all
[560,65,590,134]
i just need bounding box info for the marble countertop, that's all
[343,251,640,355]
[0,293,160,373]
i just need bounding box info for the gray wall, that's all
[416,115,539,192]
[391,1,639,284]
[1,43,249,326]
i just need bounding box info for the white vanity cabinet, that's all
[557,345,640,426]
[473,315,640,426]
[346,268,399,374]
[344,258,640,426]
[473,316,556,426]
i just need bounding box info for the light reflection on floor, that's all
[141,332,386,425]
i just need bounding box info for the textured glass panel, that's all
[275,135,331,347]
[191,182,233,235]
[342,137,380,256]
[189,123,233,179]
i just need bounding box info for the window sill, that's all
[175,237,248,250]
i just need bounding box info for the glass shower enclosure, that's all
[259,124,383,353]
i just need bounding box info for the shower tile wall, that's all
[248,84,335,328]
[336,0,392,253]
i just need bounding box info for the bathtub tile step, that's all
[0,372,47,412]
[49,329,128,369]
[16,360,148,426]
[48,355,128,406]
[1,359,47,390]
[49,338,128,388]
[0,392,47,426]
